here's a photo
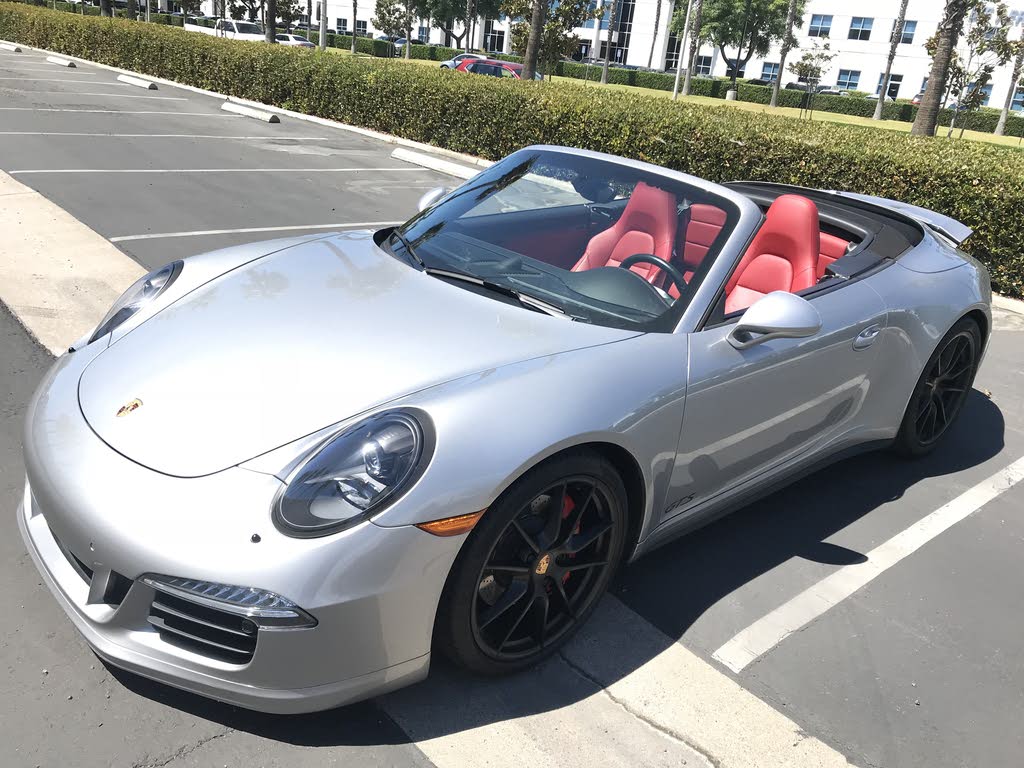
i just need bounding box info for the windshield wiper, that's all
[389,229,425,268]
[424,268,569,319]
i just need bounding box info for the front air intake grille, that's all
[148,591,257,664]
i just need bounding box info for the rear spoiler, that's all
[825,190,973,245]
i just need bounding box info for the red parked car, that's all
[454,58,543,80]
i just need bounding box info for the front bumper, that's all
[17,349,465,714]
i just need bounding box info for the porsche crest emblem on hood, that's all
[116,398,143,418]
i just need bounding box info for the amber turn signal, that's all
[415,510,485,537]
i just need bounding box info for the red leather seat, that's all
[725,195,820,314]
[817,232,849,279]
[572,182,677,285]
[669,203,727,298]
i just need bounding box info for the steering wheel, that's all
[618,254,688,299]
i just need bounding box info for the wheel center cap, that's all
[534,552,552,576]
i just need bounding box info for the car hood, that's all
[78,231,637,477]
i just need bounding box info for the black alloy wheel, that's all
[436,451,627,674]
[895,317,982,456]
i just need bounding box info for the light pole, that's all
[671,0,693,100]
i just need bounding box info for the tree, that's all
[942,2,1012,137]
[264,0,276,41]
[352,0,358,53]
[419,0,500,51]
[126,0,138,20]
[231,0,261,21]
[995,39,1024,135]
[600,0,619,84]
[99,0,112,16]
[701,0,792,90]
[276,0,304,26]
[911,0,970,136]
[874,0,909,120]
[787,40,834,120]
[373,0,411,55]
[678,0,703,96]
[505,0,598,77]
[647,0,667,68]
[306,0,313,40]
[770,0,800,108]
[522,0,546,78]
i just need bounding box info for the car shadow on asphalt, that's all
[106,389,1005,746]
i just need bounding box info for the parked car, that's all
[456,58,543,80]
[19,145,989,714]
[440,52,487,69]
[911,92,925,105]
[212,19,264,41]
[744,78,776,87]
[276,33,316,47]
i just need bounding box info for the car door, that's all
[662,280,887,523]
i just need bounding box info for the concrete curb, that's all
[116,73,157,90]
[993,294,1024,316]
[0,41,22,52]
[0,172,145,356]
[45,55,75,67]
[390,147,479,180]
[220,101,280,122]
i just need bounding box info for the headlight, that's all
[274,411,432,537]
[89,260,182,343]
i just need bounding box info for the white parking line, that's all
[5,90,186,100]
[0,67,97,74]
[712,455,1024,674]
[110,222,401,242]
[0,77,101,82]
[11,167,428,175]
[0,108,241,116]
[0,132,331,139]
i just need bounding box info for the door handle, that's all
[853,324,881,350]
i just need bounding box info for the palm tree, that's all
[352,0,359,54]
[874,0,909,120]
[306,0,313,42]
[995,40,1024,135]
[264,0,277,42]
[681,0,703,96]
[770,0,799,108]
[648,0,667,69]
[522,0,547,80]
[601,0,619,84]
[911,0,970,136]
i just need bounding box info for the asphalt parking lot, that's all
[3,47,1024,768]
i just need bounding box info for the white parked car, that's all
[213,19,265,41]
[440,52,487,69]
[276,33,316,48]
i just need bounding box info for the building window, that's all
[837,69,860,90]
[725,58,745,79]
[920,76,929,93]
[694,55,712,77]
[355,20,367,36]
[597,0,635,65]
[417,25,428,42]
[582,0,598,29]
[336,18,347,33]
[483,19,505,52]
[965,83,993,107]
[848,17,873,41]
[877,72,903,98]
[665,32,681,70]
[900,20,916,44]
[760,62,779,81]
[1012,86,1024,112]
[808,14,832,37]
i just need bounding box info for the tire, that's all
[435,450,628,675]
[893,316,982,457]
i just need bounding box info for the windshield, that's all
[235,22,262,34]
[393,148,740,331]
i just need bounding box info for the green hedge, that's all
[1,2,1022,297]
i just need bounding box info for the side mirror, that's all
[417,186,450,212]
[727,291,822,350]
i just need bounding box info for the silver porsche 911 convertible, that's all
[19,145,990,713]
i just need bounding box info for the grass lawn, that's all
[318,47,1023,149]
